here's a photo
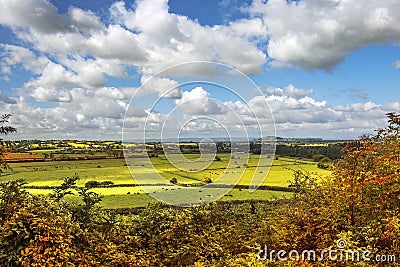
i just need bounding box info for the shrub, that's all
[317,156,330,169]
[85,180,100,188]
[311,153,325,162]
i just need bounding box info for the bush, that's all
[0,180,79,265]
[85,180,100,188]
[311,153,325,162]
[317,156,330,169]
[0,178,142,266]
[85,180,114,188]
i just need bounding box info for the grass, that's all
[25,187,293,209]
[2,154,331,208]
[4,159,132,186]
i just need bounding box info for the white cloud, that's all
[4,86,129,137]
[68,7,103,32]
[1,0,267,78]
[0,91,17,104]
[111,0,182,44]
[0,0,398,140]
[83,24,147,62]
[249,0,400,70]
[110,0,267,75]
[94,87,127,100]
[395,60,400,69]
[265,84,314,99]
[17,30,85,55]
[30,87,72,102]
[26,61,78,89]
[61,88,127,119]
[284,84,314,99]
[0,44,48,74]
[25,57,129,95]
[175,87,223,115]
[1,82,397,140]
[265,94,338,124]
[228,18,267,39]
[140,75,182,99]
[0,0,70,33]
[258,92,391,138]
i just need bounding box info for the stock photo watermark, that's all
[122,61,275,207]
[257,238,397,263]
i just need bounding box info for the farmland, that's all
[1,120,397,266]
[1,146,331,208]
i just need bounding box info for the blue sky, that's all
[0,0,399,140]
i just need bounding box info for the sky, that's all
[0,0,399,141]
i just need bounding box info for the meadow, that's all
[1,153,331,208]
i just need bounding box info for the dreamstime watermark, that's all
[257,238,397,263]
[122,61,276,207]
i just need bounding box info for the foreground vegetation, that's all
[1,113,400,266]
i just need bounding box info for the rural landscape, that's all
[1,0,400,266]
[1,113,400,266]
[1,135,337,208]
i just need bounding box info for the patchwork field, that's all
[1,154,331,208]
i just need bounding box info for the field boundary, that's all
[22,183,298,192]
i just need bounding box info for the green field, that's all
[1,154,330,208]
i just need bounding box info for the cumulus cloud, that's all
[175,87,224,115]
[4,86,129,137]
[83,24,147,62]
[1,0,267,77]
[140,75,182,99]
[0,92,17,104]
[68,6,103,32]
[94,87,127,100]
[3,97,125,140]
[265,94,337,124]
[257,92,392,139]
[24,57,129,97]
[110,0,267,75]
[30,87,72,102]
[249,0,400,71]
[0,0,398,140]
[166,86,394,139]
[61,88,127,119]
[24,61,81,90]
[0,0,70,34]
[264,84,314,99]
[0,44,48,74]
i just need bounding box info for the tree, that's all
[0,114,17,175]
[317,156,330,169]
[311,153,325,162]
[268,112,400,260]
[49,174,79,201]
[0,114,17,136]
